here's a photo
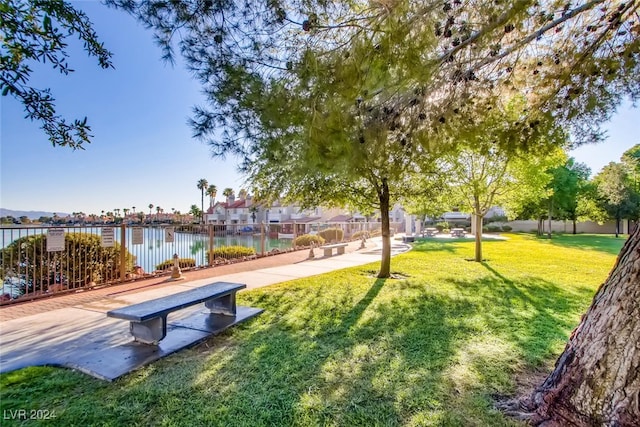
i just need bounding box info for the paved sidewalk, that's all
[0,238,410,380]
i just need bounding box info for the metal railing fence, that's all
[1,221,393,304]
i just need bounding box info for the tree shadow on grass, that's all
[4,265,587,426]
[2,276,507,426]
[537,234,625,256]
[447,262,596,367]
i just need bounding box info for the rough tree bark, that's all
[378,177,391,279]
[521,226,640,426]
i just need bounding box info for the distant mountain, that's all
[0,209,71,220]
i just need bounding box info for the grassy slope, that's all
[0,234,624,426]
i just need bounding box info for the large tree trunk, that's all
[525,225,640,426]
[378,178,391,278]
[572,218,577,235]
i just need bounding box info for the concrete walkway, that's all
[0,237,410,381]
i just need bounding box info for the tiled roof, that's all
[209,200,249,211]
[281,216,321,224]
[328,214,353,222]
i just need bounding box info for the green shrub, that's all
[293,234,325,247]
[450,221,471,228]
[435,221,449,232]
[502,225,513,232]
[318,228,344,243]
[1,232,135,296]
[369,228,382,237]
[351,230,370,240]
[486,214,508,223]
[156,258,196,271]
[486,225,502,233]
[207,246,256,260]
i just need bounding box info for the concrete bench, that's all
[320,242,348,257]
[107,282,260,345]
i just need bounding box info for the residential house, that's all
[205,192,258,226]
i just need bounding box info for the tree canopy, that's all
[108,0,638,151]
[108,0,639,279]
[1,0,113,148]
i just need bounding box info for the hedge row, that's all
[1,233,135,295]
[318,228,344,243]
[293,234,325,247]
[155,258,196,271]
[351,230,370,240]
[207,245,256,260]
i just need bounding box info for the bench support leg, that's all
[337,246,345,255]
[130,316,167,345]
[205,293,237,316]
[324,249,332,257]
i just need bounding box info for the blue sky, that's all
[1,2,639,216]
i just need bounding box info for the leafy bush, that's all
[207,246,256,260]
[449,221,471,228]
[435,221,449,232]
[502,225,513,232]
[156,258,196,271]
[486,214,508,224]
[486,225,502,232]
[293,234,325,247]
[369,228,382,237]
[1,232,134,296]
[318,228,344,243]
[351,231,370,240]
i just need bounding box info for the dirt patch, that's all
[363,270,411,280]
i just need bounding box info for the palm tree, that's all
[206,184,217,207]
[148,204,153,215]
[132,206,136,214]
[222,187,234,203]
[197,179,209,223]
[189,204,201,223]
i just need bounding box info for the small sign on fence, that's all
[46,228,65,252]
[132,227,144,245]
[165,227,175,243]
[101,227,115,247]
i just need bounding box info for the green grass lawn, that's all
[0,233,625,426]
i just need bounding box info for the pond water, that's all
[1,226,293,297]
